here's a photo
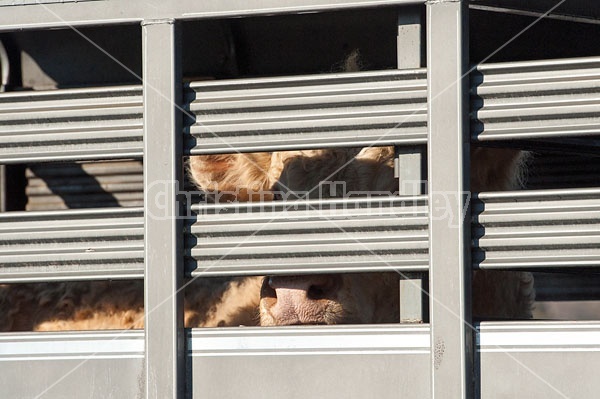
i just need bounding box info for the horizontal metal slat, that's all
[0,0,97,6]
[185,70,427,154]
[187,196,429,276]
[0,85,143,163]
[471,57,600,141]
[190,325,430,355]
[0,207,144,282]
[472,188,600,269]
[0,0,425,31]
[477,321,600,399]
[0,330,143,398]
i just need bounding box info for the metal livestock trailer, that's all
[0,1,599,398]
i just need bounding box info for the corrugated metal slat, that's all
[185,69,427,154]
[187,196,429,276]
[472,57,600,141]
[472,188,600,269]
[0,85,143,163]
[0,207,144,282]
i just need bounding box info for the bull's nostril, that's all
[307,276,338,300]
[261,277,277,299]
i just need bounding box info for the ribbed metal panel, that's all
[477,322,600,399]
[0,330,143,399]
[0,207,144,282]
[187,196,428,276]
[189,325,430,399]
[472,188,600,269]
[25,160,144,210]
[471,57,600,141]
[185,69,427,154]
[0,85,143,163]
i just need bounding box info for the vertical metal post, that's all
[0,165,6,212]
[395,146,427,197]
[427,1,473,398]
[397,7,423,69]
[142,19,184,399]
[395,146,428,323]
[397,9,427,324]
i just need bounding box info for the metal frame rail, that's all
[427,2,472,397]
[0,1,598,399]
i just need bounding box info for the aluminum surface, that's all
[189,325,431,398]
[187,196,429,276]
[185,69,427,154]
[477,321,600,398]
[0,85,143,163]
[471,56,600,142]
[472,188,600,269]
[0,0,99,6]
[396,9,427,324]
[0,0,425,31]
[0,207,143,282]
[0,330,144,398]
[427,2,473,398]
[396,148,427,322]
[142,20,184,399]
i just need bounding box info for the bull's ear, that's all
[470,148,528,191]
[188,153,276,201]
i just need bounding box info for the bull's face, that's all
[258,149,401,326]
[259,273,400,326]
